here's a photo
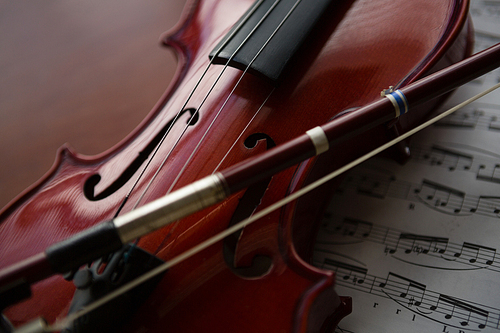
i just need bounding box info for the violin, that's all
[0,0,476,331]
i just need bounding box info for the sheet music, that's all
[313,1,500,332]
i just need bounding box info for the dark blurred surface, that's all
[0,0,186,208]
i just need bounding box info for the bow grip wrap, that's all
[45,220,123,274]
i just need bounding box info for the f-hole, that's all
[223,133,275,278]
[84,108,199,201]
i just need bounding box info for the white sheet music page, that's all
[313,1,500,332]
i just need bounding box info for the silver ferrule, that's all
[12,317,49,333]
[113,173,228,243]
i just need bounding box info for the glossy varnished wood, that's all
[0,0,472,332]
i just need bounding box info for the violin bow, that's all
[3,39,500,332]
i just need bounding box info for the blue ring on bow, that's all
[385,90,408,117]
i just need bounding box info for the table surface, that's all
[0,0,186,208]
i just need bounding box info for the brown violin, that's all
[0,0,476,332]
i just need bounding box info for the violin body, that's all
[0,0,472,331]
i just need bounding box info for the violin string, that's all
[129,0,301,255]
[130,0,283,211]
[130,0,285,254]
[211,87,275,174]
[48,81,500,333]
[149,91,274,255]
[164,0,303,195]
[114,0,267,216]
[151,0,304,255]
[114,63,213,217]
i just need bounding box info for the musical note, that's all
[453,242,497,265]
[477,163,500,184]
[436,294,490,329]
[411,143,500,188]
[338,171,500,218]
[337,171,413,201]
[489,115,500,131]
[434,109,483,129]
[314,5,500,332]
[379,273,427,306]
[424,104,500,132]
[384,233,449,257]
[399,234,449,255]
[470,0,500,45]
[323,259,368,286]
[417,145,473,171]
[414,180,465,214]
[356,174,396,199]
[316,216,500,271]
[317,217,401,253]
[325,217,373,238]
[469,195,500,217]
[319,260,500,330]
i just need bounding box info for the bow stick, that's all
[2,40,500,299]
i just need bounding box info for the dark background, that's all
[0,0,187,208]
